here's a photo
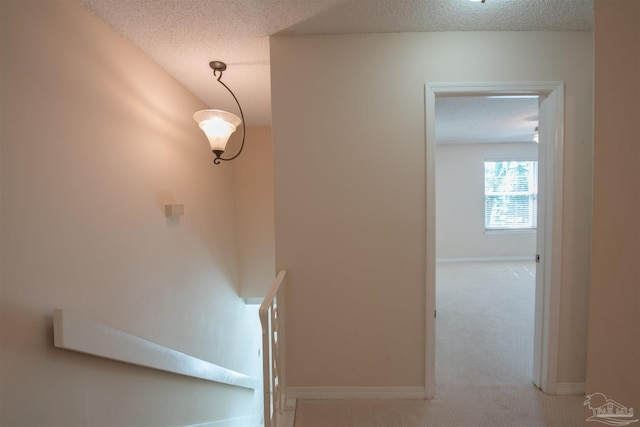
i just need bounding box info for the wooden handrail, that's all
[259,270,287,316]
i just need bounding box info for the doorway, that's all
[424,82,565,398]
[434,94,539,390]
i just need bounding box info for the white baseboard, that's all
[436,256,535,263]
[555,382,585,395]
[184,413,262,427]
[287,386,426,400]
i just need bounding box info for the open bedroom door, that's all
[425,81,565,398]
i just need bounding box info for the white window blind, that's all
[484,160,538,230]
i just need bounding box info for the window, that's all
[484,160,538,230]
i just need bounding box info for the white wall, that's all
[586,0,639,420]
[234,126,276,299]
[0,1,262,425]
[436,143,537,260]
[271,31,593,389]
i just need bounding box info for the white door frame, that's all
[424,81,564,398]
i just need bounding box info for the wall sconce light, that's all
[193,61,245,165]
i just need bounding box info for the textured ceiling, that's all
[436,96,539,145]
[80,0,592,141]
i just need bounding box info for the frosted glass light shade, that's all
[193,109,242,153]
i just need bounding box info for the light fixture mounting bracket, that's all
[209,61,227,73]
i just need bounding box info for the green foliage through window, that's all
[484,160,538,230]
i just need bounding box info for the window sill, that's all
[484,228,537,235]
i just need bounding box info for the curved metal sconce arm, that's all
[210,61,246,165]
[201,61,246,165]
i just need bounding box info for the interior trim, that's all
[287,387,427,400]
[425,81,565,397]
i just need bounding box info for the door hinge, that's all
[434,310,437,319]
[536,254,541,263]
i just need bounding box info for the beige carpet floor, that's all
[293,261,585,427]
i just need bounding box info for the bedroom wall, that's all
[436,142,538,260]
[0,1,262,425]
[271,31,593,390]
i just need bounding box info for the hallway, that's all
[292,261,584,426]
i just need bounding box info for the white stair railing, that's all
[52,309,259,389]
[259,270,288,427]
